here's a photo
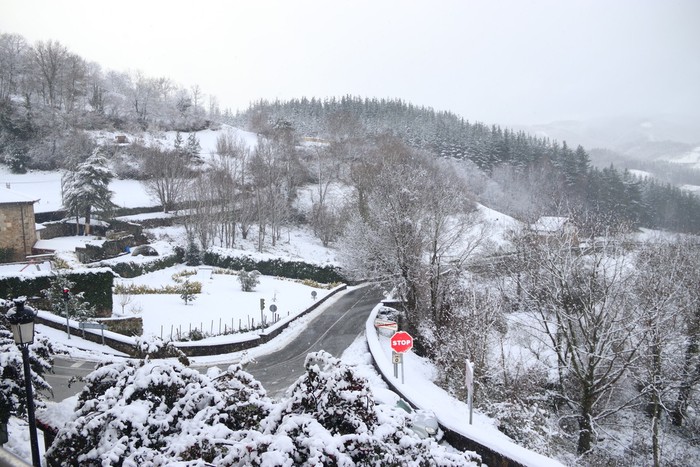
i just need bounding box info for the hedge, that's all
[108,249,185,278]
[202,251,346,284]
[0,270,114,316]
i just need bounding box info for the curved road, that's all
[244,284,384,398]
[44,284,384,401]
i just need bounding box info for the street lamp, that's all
[7,298,41,467]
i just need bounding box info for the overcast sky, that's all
[1,0,698,126]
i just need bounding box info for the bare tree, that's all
[0,33,29,100]
[341,137,482,335]
[249,140,289,251]
[669,239,700,427]
[309,146,345,246]
[141,147,190,212]
[632,240,688,467]
[513,231,642,455]
[33,39,68,108]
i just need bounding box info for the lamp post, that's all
[7,298,41,467]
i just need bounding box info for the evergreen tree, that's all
[180,279,197,305]
[173,131,183,153]
[61,147,115,235]
[184,132,201,161]
[184,234,202,266]
[0,299,54,429]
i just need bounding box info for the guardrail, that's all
[365,302,565,467]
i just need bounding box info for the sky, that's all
[1,0,699,126]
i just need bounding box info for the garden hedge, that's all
[202,251,346,284]
[0,269,114,316]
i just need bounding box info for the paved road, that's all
[42,285,384,402]
[44,357,97,401]
[244,284,384,398]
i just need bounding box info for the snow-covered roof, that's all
[0,186,39,204]
[530,216,570,233]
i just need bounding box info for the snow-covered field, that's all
[113,264,332,340]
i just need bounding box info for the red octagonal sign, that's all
[390,331,414,353]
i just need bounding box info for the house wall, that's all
[0,202,37,262]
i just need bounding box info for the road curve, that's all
[244,284,384,398]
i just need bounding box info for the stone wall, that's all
[0,202,37,262]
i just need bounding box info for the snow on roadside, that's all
[365,303,566,467]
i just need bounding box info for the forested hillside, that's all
[3,29,700,235]
[229,97,700,234]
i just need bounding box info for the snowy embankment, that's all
[365,304,565,467]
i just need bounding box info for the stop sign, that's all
[390,331,413,353]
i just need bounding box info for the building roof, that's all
[531,216,570,233]
[0,186,40,205]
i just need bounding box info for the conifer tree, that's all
[61,147,115,235]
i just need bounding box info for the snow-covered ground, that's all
[113,264,334,340]
[0,129,562,465]
[0,124,258,214]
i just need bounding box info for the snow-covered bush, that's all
[46,351,481,466]
[0,313,54,426]
[133,334,189,365]
[45,359,228,466]
[238,269,261,292]
[231,351,481,466]
[180,278,198,305]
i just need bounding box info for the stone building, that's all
[0,186,39,263]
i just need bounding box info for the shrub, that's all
[180,279,198,305]
[238,270,260,292]
[109,252,185,278]
[113,281,202,295]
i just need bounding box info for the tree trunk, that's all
[577,392,594,455]
[84,207,91,236]
[672,333,699,426]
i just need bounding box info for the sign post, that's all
[465,359,474,425]
[392,351,402,379]
[390,331,413,384]
[79,321,106,345]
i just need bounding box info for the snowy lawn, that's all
[113,264,333,341]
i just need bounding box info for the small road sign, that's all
[390,331,413,353]
[374,319,398,331]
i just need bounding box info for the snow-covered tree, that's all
[632,240,689,466]
[141,147,189,213]
[184,233,202,266]
[41,273,96,339]
[0,299,54,429]
[184,132,201,161]
[512,231,641,456]
[238,270,260,292]
[179,279,198,305]
[340,137,479,337]
[61,147,115,235]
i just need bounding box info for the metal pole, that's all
[468,385,473,425]
[21,346,40,467]
[65,301,70,339]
